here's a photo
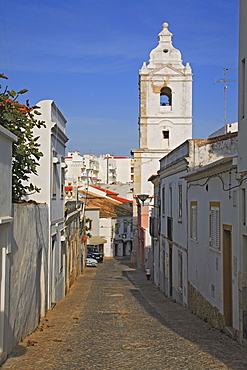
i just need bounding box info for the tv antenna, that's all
[214,68,237,134]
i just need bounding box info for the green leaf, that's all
[17,89,28,95]
[8,90,16,98]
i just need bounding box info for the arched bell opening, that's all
[160,86,172,106]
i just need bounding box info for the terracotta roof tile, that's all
[79,190,132,218]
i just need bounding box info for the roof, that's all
[90,186,118,196]
[85,206,100,210]
[65,186,73,191]
[110,196,132,203]
[80,190,132,218]
[148,174,157,182]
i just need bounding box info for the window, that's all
[169,186,172,217]
[60,240,65,270]
[240,58,246,119]
[190,201,197,240]
[87,219,93,230]
[178,185,182,218]
[160,86,172,106]
[124,221,128,233]
[178,251,183,292]
[162,186,165,215]
[52,163,57,197]
[60,158,66,198]
[115,222,120,234]
[61,167,65,197]
[209,202,220,250]
[163,130,169,139]
[243,188,246,226]
[70,242,74,273]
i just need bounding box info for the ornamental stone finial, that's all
[163,22,169,29]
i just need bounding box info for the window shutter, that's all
[191,203,197,240]
[215,208,220,249]
[210,206,220,249]
[192,205,197,240]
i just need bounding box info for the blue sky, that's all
[0,0,239,156]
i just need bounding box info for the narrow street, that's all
[2,257,247,370]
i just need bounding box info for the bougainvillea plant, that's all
[0,73,45,202]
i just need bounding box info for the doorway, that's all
[114,244,118,257]
[169,247,173,297]
[223,225,233,327]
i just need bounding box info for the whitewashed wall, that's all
[4,203,49,361]
[99,218,113,257]
[187,164,239,332]
[85,208,100,237]
[159,163,188,306]
[0,126,16,365]
[114,158,132,184]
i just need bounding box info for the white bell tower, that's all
[132,22,193,196]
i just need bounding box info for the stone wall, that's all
[188,282,225,330]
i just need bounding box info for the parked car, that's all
[87,251,104,263]
[86,255,98,267]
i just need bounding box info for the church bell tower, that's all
[133,22,193,196]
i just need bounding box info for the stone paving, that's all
[2,257,247,369]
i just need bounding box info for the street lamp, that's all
[137,194,149,206]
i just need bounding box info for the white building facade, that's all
[185,151,239,336]
[150,133,242,338]
[155,141,191,305]
[65,152,132,188]
[27,100,69,308]
[147,2,247,344]
[238,0,247,342]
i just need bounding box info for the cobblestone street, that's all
[2,257,247,370]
